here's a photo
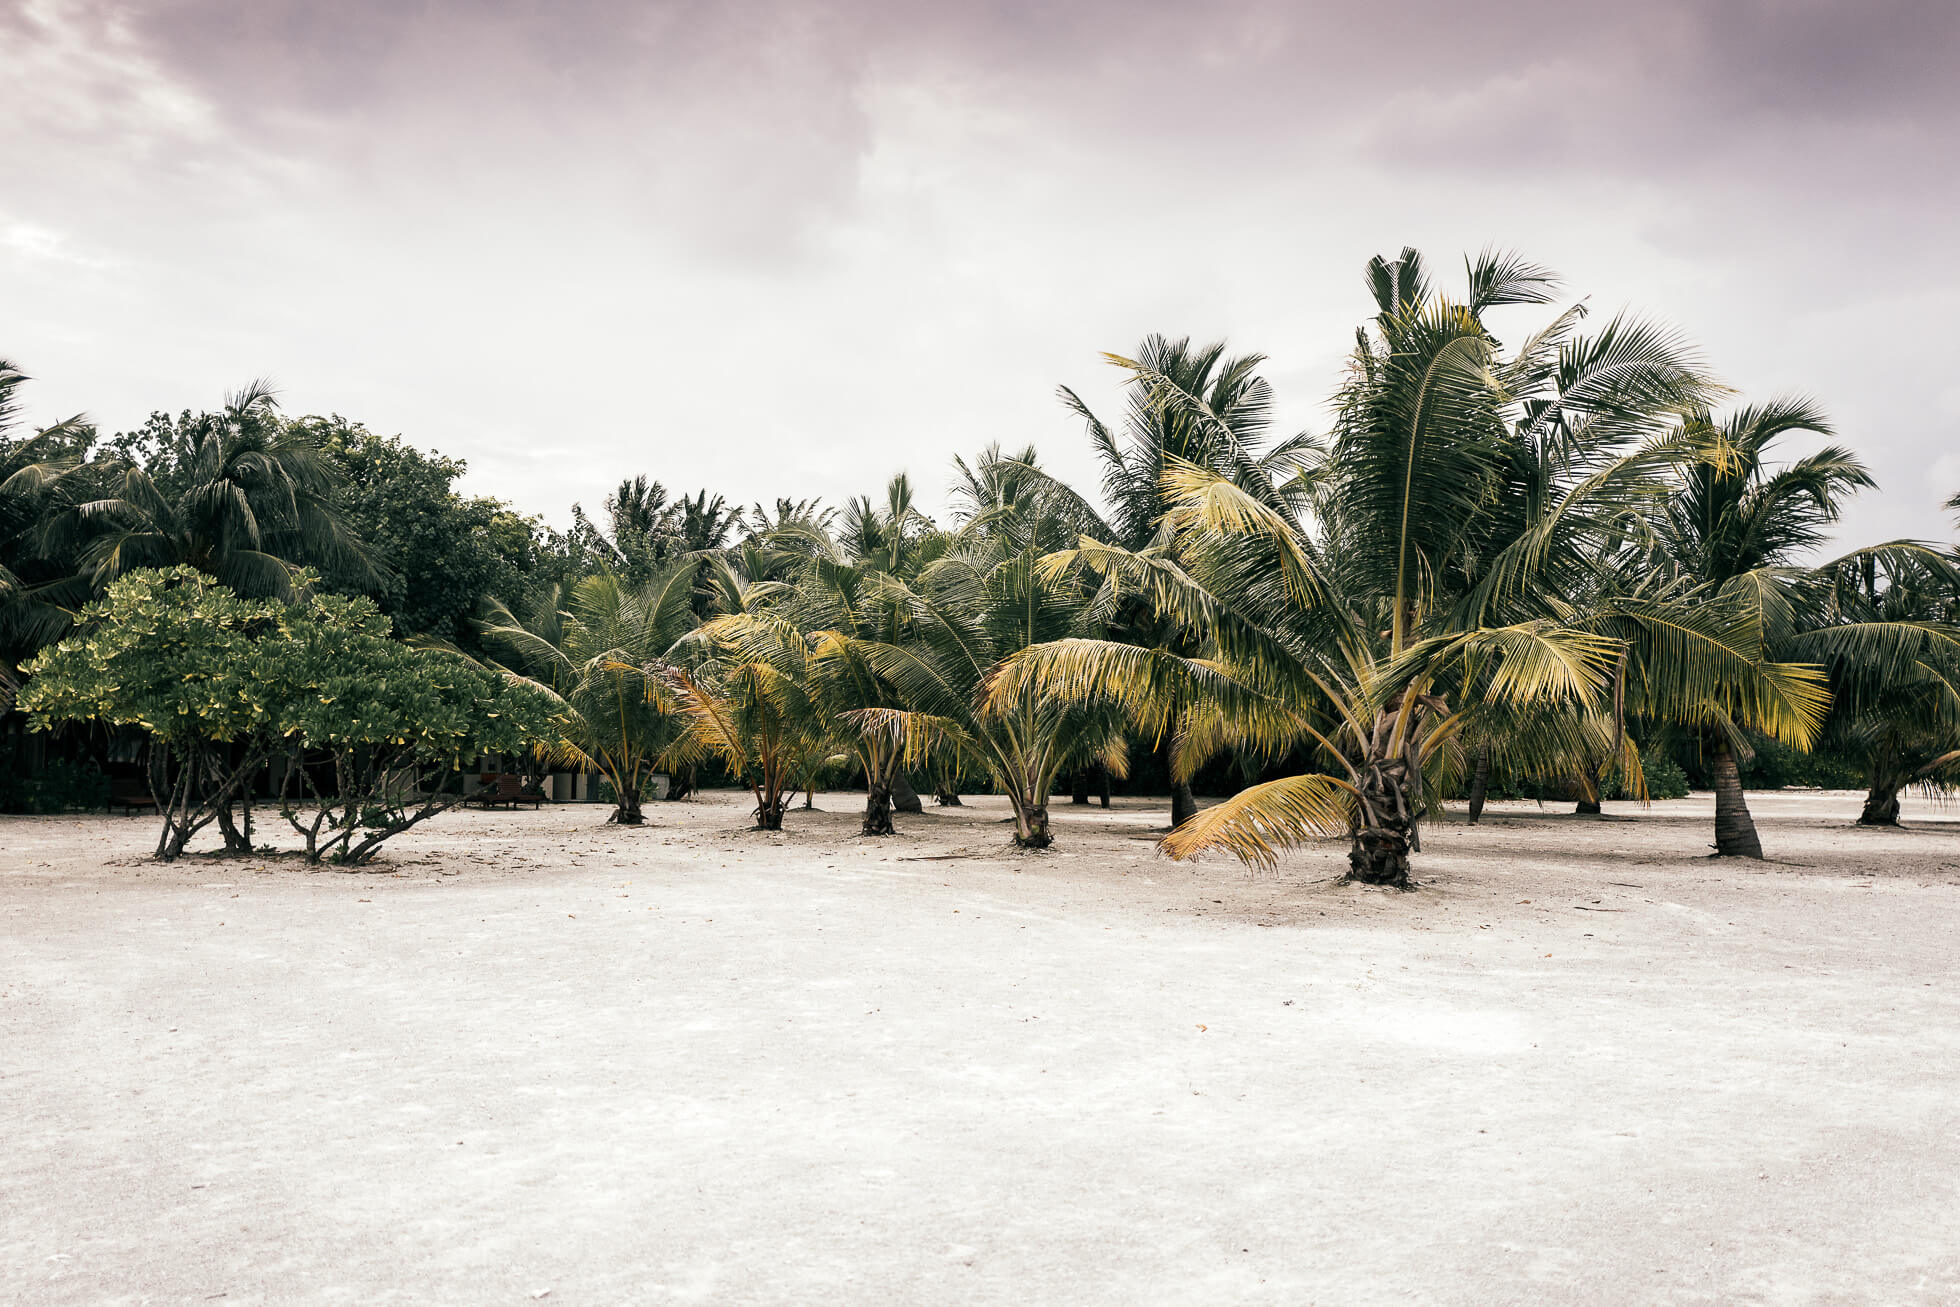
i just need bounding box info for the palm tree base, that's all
[1012,803,1052,849]
[1857,787,1901,826]
[1710,737,1765,858]
[1346,828,1412,888]
[863,783,895,836]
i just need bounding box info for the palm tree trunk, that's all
[863,778,895,836]
[1573,752,1603,815]
[1347,757,1414,887]
[1170,780,1198,828]
[1710,734,1763,858]
[934,788,962,806]
[1098,769,1112,809]
[1010,791,1051,849]
[1070,769,1090,805]
[1858,745,1907,826]
[754,789,788,831]
[1466,744,1491,825]
[610,781,645,825]
[1858,785,1901,827]
[891,770,923,814]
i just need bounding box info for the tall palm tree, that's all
[55,382,372,599]
[1642,401,1881,854]
[1000,251,1825,884]
[772,506,941,835]
[478,563,701,823]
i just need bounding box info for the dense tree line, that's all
[5,248,1958,878]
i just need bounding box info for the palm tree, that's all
[55,382,372,599]
[1060,337,1323,825]
[1000,250,1826,884]
[661,611,834,831]
[0,360,92,702]
[829,450,1131,849]
[774,523,936,834]
[479,563,700,823]
[1790,546,1960,826]
[1642,401,1883,855]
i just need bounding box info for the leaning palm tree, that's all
[478,563,700,823]
[54,382,372,599]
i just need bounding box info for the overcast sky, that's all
[5,0,1957,545]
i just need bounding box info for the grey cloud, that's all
[3,0,1957,540]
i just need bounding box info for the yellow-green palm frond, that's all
[1169,682,1341,784]
[987,638,1269,742]
[1157,459,1330,614]
[1427,622,1621,707]
[1159,773,1358,870]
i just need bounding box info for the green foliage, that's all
[1604,746,1689,801]
[479,564,702,823]
[306,418,543,649]
[268,591,559,863]
[69,384,373,600]
[1737,734,1866,790]
[20,567,284,745]
[21,566,558,860]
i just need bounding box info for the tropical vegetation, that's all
[2,248,1956,879]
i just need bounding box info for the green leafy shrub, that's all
[21,566,561,862]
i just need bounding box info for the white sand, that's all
[4,789,1958,1305]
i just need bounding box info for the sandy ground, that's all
[3,788,1958,1306]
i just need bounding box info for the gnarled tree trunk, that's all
[1710,734,1763,858]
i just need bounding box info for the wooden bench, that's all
[465,774,546,809]
[108,776,158,815]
